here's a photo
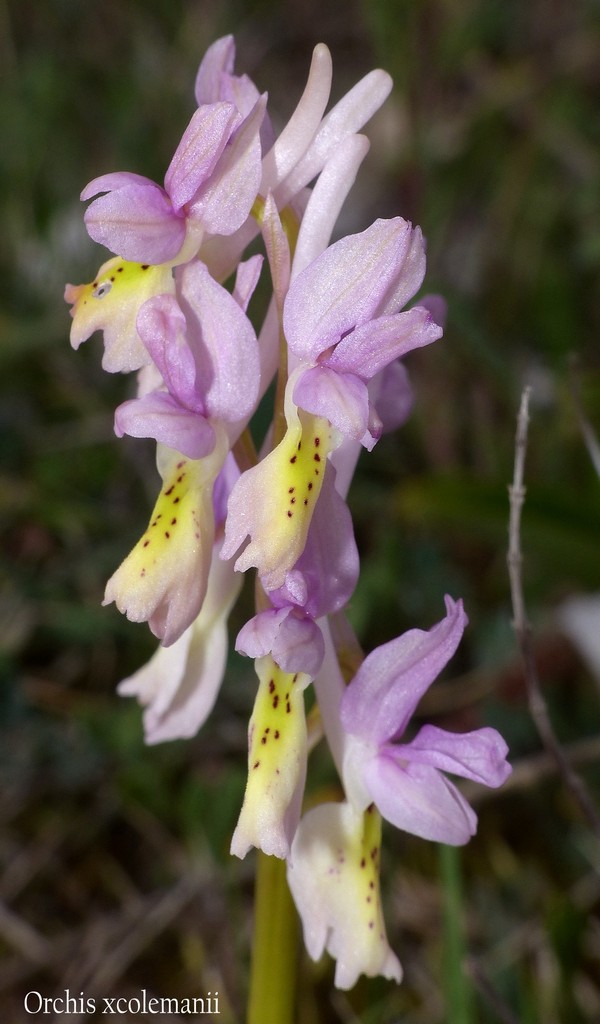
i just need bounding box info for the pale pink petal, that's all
[373,362,414,434]
[393,725,512,788]
[81,171,157,201]
[289,134,370,282]
[340,596,468,745]
[284,219,415,362]
[194,36,236,103]
[177,261,260,423]
[325,307,443,379]
[84,184,185,264]
[293,366,370,443]
[277,68,393,206]
[136,294,201,411]
[363,753,478,845]
[114,392,215,460]
[236,608,290,660]
[379,225,427,313]
[261,193,291,312]
[187,96,266,235]
[260,43,332,191]
[164,102,240,210]
[271,613,324,677]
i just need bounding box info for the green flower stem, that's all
[248,851,298,1024]
[439,843,475,1024]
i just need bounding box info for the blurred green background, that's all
[1,0,599,1021]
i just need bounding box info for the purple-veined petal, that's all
[362,751,478,844]
[187,95,266,236]
[393,725,511,788]
[84,184,185,264]
[284,218,416,361]
[287,802,402,989]
[164,102,240,211]
[293,365,370,443]
[261,43,332,191]
[177,260,260,422]
[340,596,468,745]
[114,392,215,460]
[325,307,443,380]
[378,225,427,313]
[194,35,236,104]
[136,294,202,411]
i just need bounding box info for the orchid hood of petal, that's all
[341,595,468,746]
[283,218,427,364]
[339,598,512,845]
[287,802,402,989]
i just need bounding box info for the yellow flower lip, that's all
[63,255,175,372]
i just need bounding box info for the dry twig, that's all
[507,387,600,838]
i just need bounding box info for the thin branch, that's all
[507,387,600,838]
